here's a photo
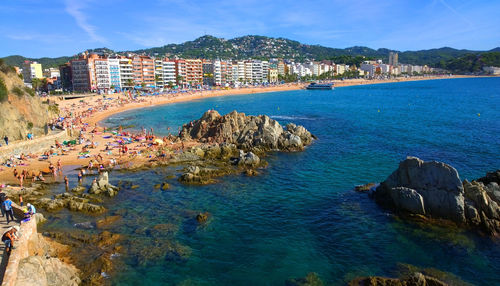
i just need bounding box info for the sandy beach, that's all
[0,75,487,185]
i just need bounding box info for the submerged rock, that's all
[366,157,500,235]
[285,272,324,286]
[349,272,447,286]
[179,110,314,151]
[196,212,210,224]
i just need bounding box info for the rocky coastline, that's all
[4,110,314,284]
[356,156,500,236]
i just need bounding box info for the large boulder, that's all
[179,110,313,151]
[375,157,465,223]
[88,172,119,197]
[15,256,81,286]
[370,157,500,235]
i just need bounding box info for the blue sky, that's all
[1,0,499,58]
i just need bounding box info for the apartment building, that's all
[154,58,164,87]
[119,57,134,89]
[184,59,203,86]
[108,58,121,89]
[22,61,43,84]
[70,56,93,92]
[162,59,176,86]
[175,59,186,86]
[132,55,155,86]
[94,58,110,91]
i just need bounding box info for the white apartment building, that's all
[162,59,176,86]
[94,58,110,91]
[261,61,269,83]
[119,58,134,89]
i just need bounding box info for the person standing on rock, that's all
[3,197,14,224]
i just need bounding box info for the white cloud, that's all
[64,0,106,43]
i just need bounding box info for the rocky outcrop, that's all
[88,172,119,196]
[37,193,105,214]
[179,110,314,151]
[349,272,447,286]
[369,157,500,235]
[15,256,80,286]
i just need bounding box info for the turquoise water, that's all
[44,78,499,285]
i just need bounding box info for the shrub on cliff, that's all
[0,78,8,102]
[12,86,24,97]
[24,86,35,97]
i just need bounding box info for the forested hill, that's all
[2,35,499,71]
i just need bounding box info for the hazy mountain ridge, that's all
[2,35,499,71]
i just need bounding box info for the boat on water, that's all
[306,82,334,90]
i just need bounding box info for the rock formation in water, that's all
[366,156,500,235]
[88,171,120,196]
[349,272,448,286]
[179,110,314,152]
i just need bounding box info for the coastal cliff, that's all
[360,156,500,235]
[0,68,55,141]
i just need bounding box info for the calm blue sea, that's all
[43,78,500,285]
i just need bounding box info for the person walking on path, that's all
[3,197,14,224]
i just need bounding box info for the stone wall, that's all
[1,202,37,286]
[1,203,80,286]
[0,130,71,162]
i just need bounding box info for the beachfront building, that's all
[336,64,346,75]
[389,52,399,66]
[162,59,176,87]
[132,56,155,87]
[119,57,134,90]
[94,57,111,91]
[175,59,187,87]
[154,58,164,88]
[261,61,269,83]
[184,59,203,87]
[43,68,60,78]
[269,68,278,83]
[277,61,286,76]
[202,60,215,86]
[70,55,94,92]
[59,63,72,91]
[483,66,500,75]
[108,58,121,90]
[22,61,43,84]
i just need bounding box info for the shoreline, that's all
[0,75,494,185]
[86,75,488,126]
[85,75,489,126]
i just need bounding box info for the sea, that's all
[41,77,500,285]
